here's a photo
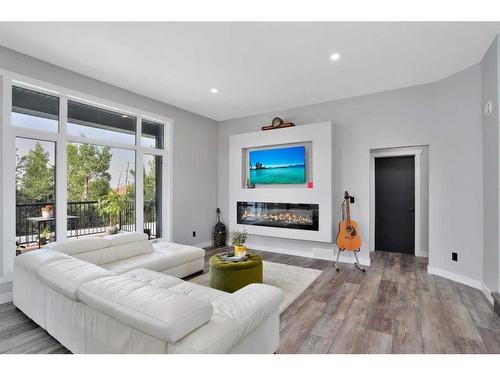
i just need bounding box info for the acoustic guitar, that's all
[336,191,362,251]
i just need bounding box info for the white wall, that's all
[0,45,219,261]
[481,36,500,293]
[228,122,333,243]
[218,64,483,283]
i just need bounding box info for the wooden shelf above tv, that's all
[261,122,295,131]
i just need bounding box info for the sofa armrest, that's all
[169,283,283,353]
[78,275,213,342]
[218,283,283,321]
[14,249,72,275]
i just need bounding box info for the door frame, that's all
[369,146,427,257]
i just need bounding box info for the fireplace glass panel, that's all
[237,201,319,231]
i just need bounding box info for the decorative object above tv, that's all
[249,145,306,184]
[261,117,295,131]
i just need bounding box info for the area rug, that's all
[189,261,322,313]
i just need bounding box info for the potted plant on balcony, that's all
[97,190,126,235]
[38,227,50,246]
[41,204,54,219]
[230,230,248,258]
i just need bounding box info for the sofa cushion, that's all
[124,268,227,304]
[169,282,227,304]
[73,240,154,266]
[152,242,205,260]
[169,284,283,353]
[45,237,109,256]
[111,241,154,259]
[104,232,148,246]
[124,268,183,289]
[15,249,72,275]
[78,275,213,342]
[101,245,201,274]
[38,258,112,301]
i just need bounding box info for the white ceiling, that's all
[0,22,499,121]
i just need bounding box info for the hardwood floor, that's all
[0,303,70,354]
[1,249,500,354]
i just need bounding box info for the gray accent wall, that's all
[0,45,219,248]
[481,36,500,293]
[219,64,484,284]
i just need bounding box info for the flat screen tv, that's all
[249,145,306,185]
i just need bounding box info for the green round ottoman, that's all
[209,253,263,293]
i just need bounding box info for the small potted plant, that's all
[97,189,126,235]
[231,230,248,258]
[38,227,50,246]
[15,241,26,256]
[41,204,54,219]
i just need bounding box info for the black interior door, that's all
[375,156,415,254]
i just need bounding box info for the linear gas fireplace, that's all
[237,201,319,231]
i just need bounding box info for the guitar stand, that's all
[333,248,366,273]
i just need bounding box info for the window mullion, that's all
[55,96,68,242]
[1,75,16,280]
[163,121,172,241]
[136,115,144,235]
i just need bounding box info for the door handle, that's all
[409,208,414,212]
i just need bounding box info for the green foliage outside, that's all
[67,143,112,201]
[97,189,127,227]
[143,159,157,202]
[16,142,157,205]
[16,143,55,203]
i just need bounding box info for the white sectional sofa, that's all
[13,232,283,354]
[45,232,206,278]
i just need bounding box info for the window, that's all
[12,86,59,133]
[66,142,136,237]
[142,119,164,149]
[15,137,56,249]
[143,154,162,238]
[6,79,169,260]
[67,100,136,145]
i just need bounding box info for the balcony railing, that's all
[16,200,159,246]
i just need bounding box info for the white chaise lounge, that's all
[13,232,283,354]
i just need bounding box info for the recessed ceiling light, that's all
[210,88,218,94]
[330,53,341,61]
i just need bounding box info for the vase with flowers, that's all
[41,204,54,219]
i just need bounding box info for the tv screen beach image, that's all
[249,145,306,184]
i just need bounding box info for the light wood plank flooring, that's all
[1,249,500,354]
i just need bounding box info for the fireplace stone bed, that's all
[237,201,319,231]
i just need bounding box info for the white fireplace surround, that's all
[229,122,333,242]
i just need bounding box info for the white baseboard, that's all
[0,291,13,304]
[246,242,371,266]
[194,240,213,249]
[427,266,486,294]
[370,249,429,258]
